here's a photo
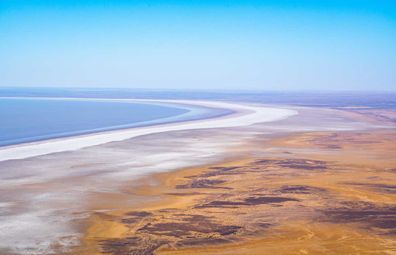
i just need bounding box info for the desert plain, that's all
[69,106,396,255]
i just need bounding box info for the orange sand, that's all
[73,110,396,255]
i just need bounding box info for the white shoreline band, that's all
[0,98,298,161]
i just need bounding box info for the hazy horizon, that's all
[1,0,395,91]
[2,86,396,92]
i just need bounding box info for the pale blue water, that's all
[0,98,229,146]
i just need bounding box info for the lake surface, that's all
[0,98,229,146]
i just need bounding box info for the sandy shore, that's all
[0,99,297,161]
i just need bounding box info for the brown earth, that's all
[74,109,396,255]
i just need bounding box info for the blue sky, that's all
[1,0,395,91]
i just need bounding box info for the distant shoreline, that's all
[0,98,298,161]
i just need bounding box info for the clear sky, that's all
[1,0,395,91]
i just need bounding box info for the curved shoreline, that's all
[0,99,298,161]
[0,97,232,147]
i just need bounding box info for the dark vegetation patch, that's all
[197,196,300,208]
[197,200,246,208]
[210,166,240,171]
[345,182,396,194]
[176,237,231,247]
[157,208,178,213]
[112,212,240,252]
[100,237,167,255]
[165,192,203,196]
[325,144,342,149]
[194,166,242,178]
[176,179,230,189]
[126,211,152,217]
[137,221,241,237]
[257,222,272,229]
[322,202,396,234]
[255,158,328,170]
[121,211,152,225]
[245,196,300,204]
[178,214,214,222]
[136,214,240,238]
[367,184,396,194]
[312,132,380,145]
[278,185,326,194]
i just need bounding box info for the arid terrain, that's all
[74,108,396,255]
